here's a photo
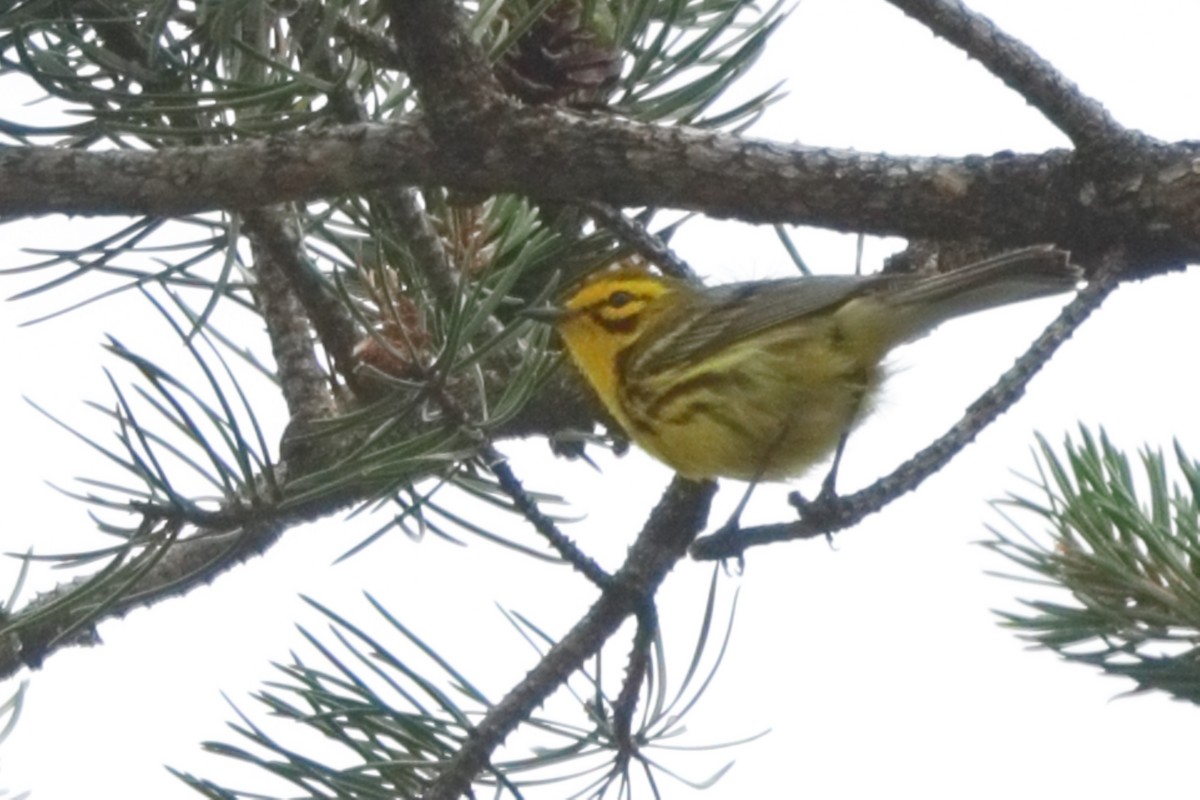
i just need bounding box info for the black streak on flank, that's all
[829,319,847,348]
[644,371,741,421]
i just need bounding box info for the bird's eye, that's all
[608,290,634,308]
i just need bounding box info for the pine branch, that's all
[242,208,362,397]
[0,250,552,678]
[988,428,1200,704]
[585,202,700,283]
[181,571,745,796]
[887,0,1139,152]
[423,476,716,800]
[4,119,1199,275]
[243,209,341,423]
[486,455,612,587]
[2,2,1197,794]
[378,189,464,310]
[387,0,506,116]
[611,602,657,759]
[1,517,285,679]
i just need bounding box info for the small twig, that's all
[886,0,1139,152]
[611,602,658,758]
[585,202,701,283]
[408,348,610,584]
[423,477,716,800]
[333,14,407,71]
[487,451,612,588]
[691,253,1122,561]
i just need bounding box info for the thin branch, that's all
[313,0,470,316]
[0,516,285,679]
[886,0,1139,151]
[333,12,407,71]
[612,602,658,757]
[690,252,1123,561]
[486,452,612,588]
[442,374,611,585]
[585,202,700,283]
[379,188,465,310]
[359,291,610,585]
[242,208,345,422]
[0,446,417,681]
[423,476,716,800]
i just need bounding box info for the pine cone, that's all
[496,0,623,108]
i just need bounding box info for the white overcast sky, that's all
[2,1,1199,798]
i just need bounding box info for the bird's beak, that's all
[520,305,568,323]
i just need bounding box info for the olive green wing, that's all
[634,274,889,373]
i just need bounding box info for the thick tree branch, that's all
[386,0,505,113]
[887,0,1139,152]
[4,115,1198,272]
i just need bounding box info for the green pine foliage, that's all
[988,427,1200,705]
[0,0,783,795]
[4,1,1194,797]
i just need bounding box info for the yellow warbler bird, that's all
[529,246,1079,482]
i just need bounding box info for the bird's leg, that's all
[817,429,850,502]
[713,417,795,539]
[718,478,760,535]
[787,428,849,543]
[789,378,868,540]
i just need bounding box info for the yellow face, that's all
[552,266,674,430]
